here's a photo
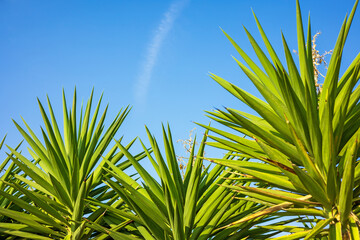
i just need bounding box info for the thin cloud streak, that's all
[135,0,188,104]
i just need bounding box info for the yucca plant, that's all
[91,125,279,240]
[0,136,27,234]
[0,89,145,239]
[200,0,360,239]
[0,136,22,224]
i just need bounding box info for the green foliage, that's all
[1,1,359,239]
[201,0,360,239]
[0,89,144,239]
[97,124,275,240]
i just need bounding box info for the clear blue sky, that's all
[1,0,360,160]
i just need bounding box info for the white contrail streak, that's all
[135,0,188,104]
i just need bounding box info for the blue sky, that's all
[1,0,360,161]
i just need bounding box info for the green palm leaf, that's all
[201,0,360,238]
[101,125,275,240]
[1,89,143,239]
